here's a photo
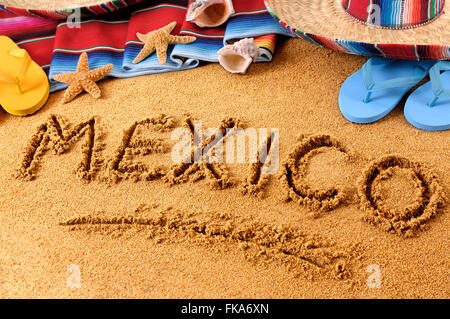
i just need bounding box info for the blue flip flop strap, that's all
[429,61,450,107]
[362,58,427,103]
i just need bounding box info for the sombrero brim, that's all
[265,0,450,60]
[0,0,143,19]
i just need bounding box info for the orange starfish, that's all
[53,52,113,103]
[133,21,196,64]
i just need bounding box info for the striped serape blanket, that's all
[0,0,292,92]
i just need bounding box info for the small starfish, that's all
[53,52,113,103]
[133,21,196,64]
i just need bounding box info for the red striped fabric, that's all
[1,0,143,19]
[18,36,55,67]
[342,0,370,20]
[1,0,283,90]
[55,21,128,52]
[128,6,188,41]
[342,0,445,29]
[234,0,268,12]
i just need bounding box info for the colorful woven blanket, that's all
[0,0,292,92]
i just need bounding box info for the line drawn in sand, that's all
[240,131,278,198]
[60,204,364,281]
[358,155,446,237]
[165,115,239,189]
[279,134,356,212]
[16,115,446,236]
[16,114,104,181]
[103,114,176,183]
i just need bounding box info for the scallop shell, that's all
[218,38,262,74]
[186,0,234,28]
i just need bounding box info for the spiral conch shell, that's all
[218,38,262,74]
[186,0,235,28]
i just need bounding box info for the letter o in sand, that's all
[358,155,446,237]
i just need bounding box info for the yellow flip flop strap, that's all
[0,48,32,94]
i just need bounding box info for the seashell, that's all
[186,0,234,28]
[218,38,262,74]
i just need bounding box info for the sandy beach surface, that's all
[0,38,448,298]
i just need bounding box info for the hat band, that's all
[342,0,445,29]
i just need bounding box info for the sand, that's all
[0,38,449,298]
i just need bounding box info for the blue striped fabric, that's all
[225,13,290,43]
[171,37,223,62]
[47,8,292,92]
[173,13,292,62]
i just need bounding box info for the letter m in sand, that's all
[17,115,103,181]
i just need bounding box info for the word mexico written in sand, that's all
[17,114,446,237]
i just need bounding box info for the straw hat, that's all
[0,0,143,19]
[265,0,450,60]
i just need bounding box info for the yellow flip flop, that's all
[0,36,49,116]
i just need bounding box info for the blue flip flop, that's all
[404,61,450,131]
[339,58,435,124]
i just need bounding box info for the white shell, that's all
[218,38,262,74]
[186,0,234,28]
